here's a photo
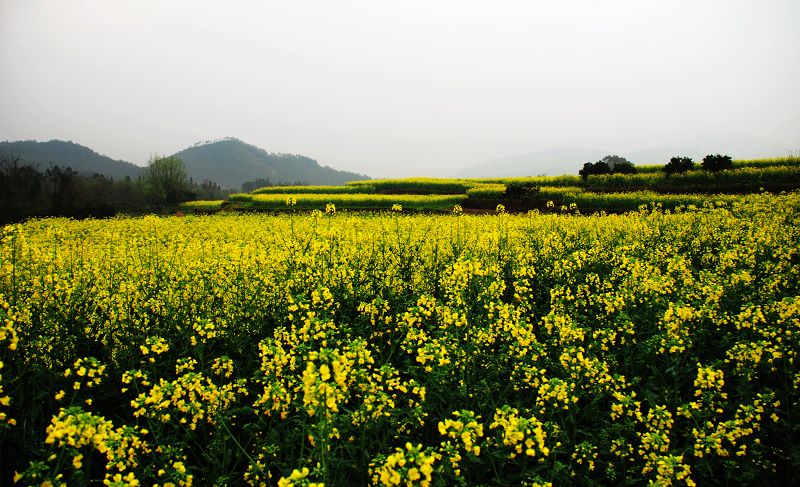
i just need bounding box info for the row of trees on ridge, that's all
[580,154,734,180]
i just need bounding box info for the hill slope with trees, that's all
[0,140,143,179]
[0,138,370,190]
[174,138,369,189]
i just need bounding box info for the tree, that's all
[663,157,694,178]
[599,155,635,173]
[579,162,593,181]
[701,154,733,173]
[241,177,272,193]
[146,155,189,207]
[579,160,611,181]
[44,165,80,211]
[612,160,637,174]
[194,178,228,200]
[0,154,44,223]
[579,155,637,180]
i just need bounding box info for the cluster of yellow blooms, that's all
[659,303,698,354]
[490,406,550,459]
[0,294,19,426]
[64,356,106,391]
[635,405,696,485]
[694,365,725,396]
[139,336,170,362]
[15,406,166,487]
[370,442,437,486]
[130,365,247,430]
[276,467,323,487]
[436,409,483,476]
[190,319,226,346]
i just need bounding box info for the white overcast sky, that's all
[1,0,798,177]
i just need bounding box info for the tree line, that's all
[579,154,733,180]
[0,154,229,224]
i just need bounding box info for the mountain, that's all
[459,134,791,178]
[173,138,369,189]
[0,138,369,189]
[455,148,609,178]
[0,139,143,179]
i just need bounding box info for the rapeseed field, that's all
[1,192,799,485]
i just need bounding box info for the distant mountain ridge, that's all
[0,138,369,189]
[0,139,143,179]
[173,138,369,189]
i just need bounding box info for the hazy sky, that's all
[2,0,798,177]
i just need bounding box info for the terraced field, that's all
[181,157,800,215]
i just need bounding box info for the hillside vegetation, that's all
[175,138,369,189]
[0,139,374,222]
[0,140,142,179]
[0,138,369,191]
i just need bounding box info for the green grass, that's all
[631,164,664,174]
[470,174,583,187]
[346,178,475,194]
[733,156,800,169]
[538,186,583,200]
[466,184,506,199]
[251,185,375,194]
[583,165,800,192]
[562,190,744,212]
[178,200,224,211]
[231,193,465,210]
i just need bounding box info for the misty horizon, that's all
[2,1,798,178]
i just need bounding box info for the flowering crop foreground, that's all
[1,193,799,486]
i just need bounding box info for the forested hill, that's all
[0,140,143,179]
[173,138,369,189]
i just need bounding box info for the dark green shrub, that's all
[611,160,637,174]
[504,182,540,201]
[663,157,694,178]
[702,154,733,172]
[580,155,638,180]
[579,161,611,180]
